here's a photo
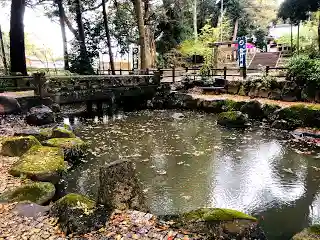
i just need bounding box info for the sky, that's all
[0,0,286,59]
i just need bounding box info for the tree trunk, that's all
[56,0,70,70]
[231,19,238,61]
[144,0,156,68]
[102,0,115,74]
[10,0,27,75]
[193,0,197,40]
[74,0,93,74]
[133,0,150,70]
[318,12,320,52]
[0,25,8,75]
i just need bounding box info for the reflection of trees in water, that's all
[208,131,309,214]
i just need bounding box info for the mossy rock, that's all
[240,100,264,120]
[1,136,41,157]
[182,208,257,222]
[262,104,281,121]
[273,105,320,128]
[51,193,108,234]
[14,128,53,141]
[0,182,55,205]
[43,138,88,162]
[51,127,75,138]
[293,224,320,240]
[9,146,67,183]
[217,111,249,128]
[166,208,263,239]
[222,100,246,112]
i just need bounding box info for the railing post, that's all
[172,66,175,83]
[266,66,270,76]
[108,69,110,75]
[224,67,227,79]
[120,69,122,75]
[33,72,47,98]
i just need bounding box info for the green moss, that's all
[182,208,257,222]
[51,127,75,138]
[39,128,53,140]
[55,193,95,209]
[309,224,320,235]
[1,136,41,157]
[0,182,55,205]
[217,111,249,128]
[9,146,67,180]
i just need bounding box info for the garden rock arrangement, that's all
[1,136,41,157]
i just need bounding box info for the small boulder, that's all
[240,100,264,120]
[217,111,250,128]
[25,105,54,126]
[50,103,60,113]
[51,127,75,138]
[262,104,281,121]
[13,202,50,218]
[0,182,55,205]
[50,193,108,234]
[1,136,41,157]
[167,208,265,240]
[271,120,293,130]
[97,159,148,212]
[43,138,87,162]
[293,224,320,240]
[9,146,67,183]
[0,96,21,114]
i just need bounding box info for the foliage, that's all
[286,54,320,88]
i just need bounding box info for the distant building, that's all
[26,56,64,69]
[267,24,298,53]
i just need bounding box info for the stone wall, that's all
[226,79,320,102]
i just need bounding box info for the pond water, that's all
[61,110,320,240]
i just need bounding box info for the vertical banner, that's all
[237,36,247,68]
[132,47,139,70]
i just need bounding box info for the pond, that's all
[60,110,320,240]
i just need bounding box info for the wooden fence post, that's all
[224,67,227,79]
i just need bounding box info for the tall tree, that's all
[102,0,115,74]
[74,0,94,74]
[10,0,27,75]
[133,0,150,69]
[55,0,70,70]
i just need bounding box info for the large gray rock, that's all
[97,159,148,212]
[25,105,54,126]
[0,96,21,114]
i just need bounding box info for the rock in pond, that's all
[262,103,281,121]
[0,182,55,205]
[164,208,266,240]
[51,126,75,138]
[0,96,21,114]
[14,128,53,141]
[293,224,320,240]
[1,136,41,157]
[217,111,250,128]
[97,159,149,212]
[50,193,108,234]
[9,146,67,183]
[43,137,87,162]
[25,105,54,126]
[271,119,293,130]
[240,100,264,120]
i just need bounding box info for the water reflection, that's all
[62,110,320,240]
